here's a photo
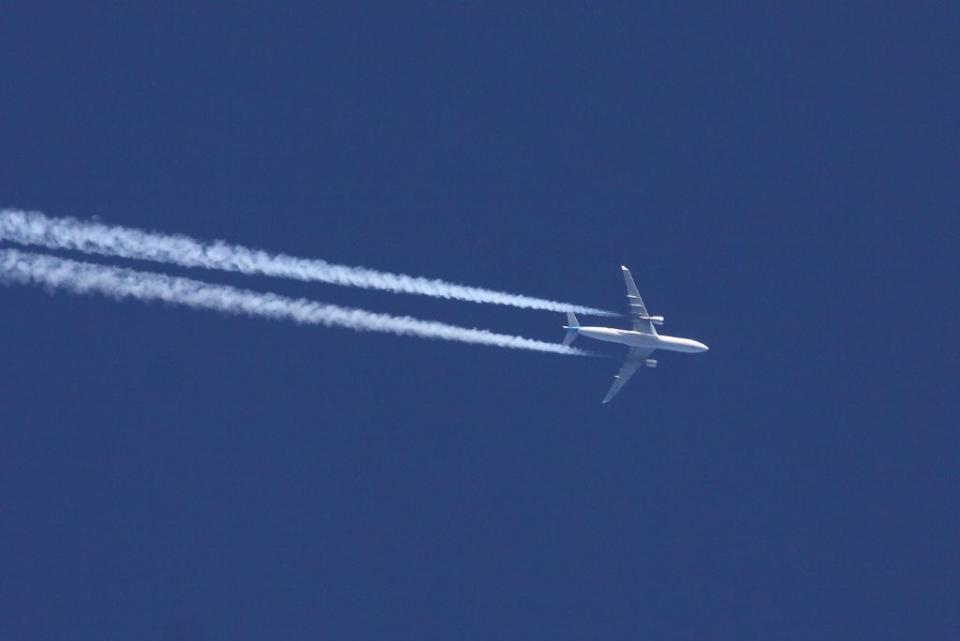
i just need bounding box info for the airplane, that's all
[563,266,708,403]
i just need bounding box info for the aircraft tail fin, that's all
[561,312,580,346]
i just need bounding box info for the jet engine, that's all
[649,315,665,326]
[644,359,658,368]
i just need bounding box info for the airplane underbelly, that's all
[579,328,669,351]
[655,335,704,352]
[623,333,659,348]
[578,328,626,344]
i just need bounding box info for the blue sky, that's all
[1,4,957,639]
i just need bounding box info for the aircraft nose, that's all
[698,341,709,352]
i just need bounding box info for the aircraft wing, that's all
[621,266,655,333]
[601,346,653,404]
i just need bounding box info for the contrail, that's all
[0,249,591,357]
[0,209,615,316]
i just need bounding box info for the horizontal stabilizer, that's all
[562,311,580,346]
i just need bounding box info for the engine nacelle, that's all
[644,359,658,368]
[649,315,665,326]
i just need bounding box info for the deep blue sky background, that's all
[1,3,958,639]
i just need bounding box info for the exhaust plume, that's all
[0,209,614,316]
[0,249,590,356]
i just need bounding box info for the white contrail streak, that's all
[0,209,615,316]
[0,249,590,357]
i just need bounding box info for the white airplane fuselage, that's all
[574,326,709,353]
